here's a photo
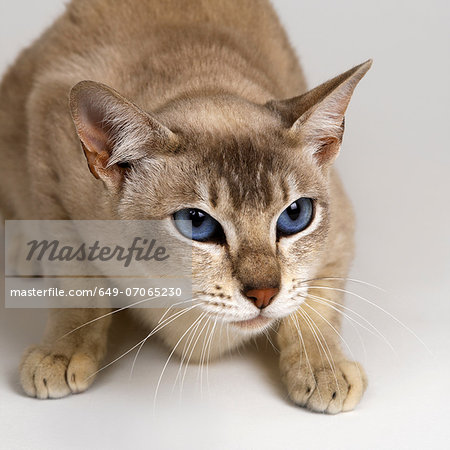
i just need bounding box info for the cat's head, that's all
[69,60,371,334]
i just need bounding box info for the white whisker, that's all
[289,313,322,402]
[153,311,205,410]
[298,307,341,397]
[58,295,163,341]
[303,294,368,363]
[84,304,199,382]
[205,316,218,394]
[129,299,195,379]
[307,285,432,354]
[198,320,213,397]
[302,301,365,388]
[173,312,207,394]
[180,315,211,395]
[297,276,387,293]
[301,291,396,354]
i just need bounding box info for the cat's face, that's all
[115,97,331,334]
[69,61,371,334]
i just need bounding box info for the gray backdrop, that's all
[0,1,449,449]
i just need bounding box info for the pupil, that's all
[189,209,205,227]
[287,202,300,220]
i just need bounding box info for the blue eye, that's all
[276,198,314,236]
[173,208,224,242]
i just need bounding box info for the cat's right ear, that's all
[267,60,372,168]
[69,81,178,189]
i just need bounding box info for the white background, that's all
[1,1,449,449]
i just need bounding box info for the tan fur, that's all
[0,0,371,412]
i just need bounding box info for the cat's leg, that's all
[277,279,367,414]
[20,308,111,399]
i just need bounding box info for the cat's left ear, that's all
[267,59,372,167]
[69,80,178,190]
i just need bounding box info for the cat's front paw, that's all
[280,349,367,414]
[20,346,98,399]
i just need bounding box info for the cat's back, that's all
[0,0,305,218]
[59,0,298,67]
[3,0,303,94]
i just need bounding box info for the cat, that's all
[0,0,371,413]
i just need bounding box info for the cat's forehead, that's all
[201,136,320,209]
[146,95,326,213]
[155,94,283,137]
[175,133,325,215]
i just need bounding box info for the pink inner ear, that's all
[74,98,120,181]
[76,94,113,156]
[81,137,123,184]
[70,80,179,188]
[313,136,341,166]
[80,123,111,157]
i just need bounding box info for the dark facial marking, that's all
[280,177,290,204]
[202,137,281,210]
[209,180,218,208]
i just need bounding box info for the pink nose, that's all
[245,288,279,309]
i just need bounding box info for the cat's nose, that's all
[244,287,279,309]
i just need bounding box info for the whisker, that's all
[300,306,338,372]
[180,314,211,395]
[157,295,199,325]
[302,294,368,363]
[200,316,217,395]
[289,314,304,372]
[289,313,323,403]
[297,309,326,369]
[306,285,432,354]
[296,276,387,293]
[198,320,213,397]
[302,301,365,388]
[205,316,218,394]
[263,327,279,353]
[153,311,205,410]
[253,334,259,351]
[84,304,199,382]
[298,307,341,397]
[57,294,165,341]
[173,312,207,394]
[300,292,396,354]
[129,299,196,379]
[226,321,231,356]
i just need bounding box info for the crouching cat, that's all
[0,0,371,413]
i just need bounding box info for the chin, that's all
[230,315,275,335]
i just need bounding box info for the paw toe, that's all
[20,346,46,397]
[67,353,97,394]
[306,368,348,414]
[34,354,71,399]
[19,346,98,399]
[339,360,367,412]
[281,355,367,414]
[283,362,316,406]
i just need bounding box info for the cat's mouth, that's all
[231,315,273,331]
